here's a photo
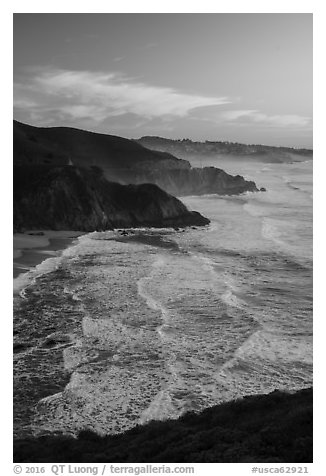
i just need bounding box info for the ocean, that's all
[13,158,313,438]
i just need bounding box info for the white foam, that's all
[37,391,63,406]
[221,288,245,309]
[261,217,309,262]
[243,202,266,218]
[60,232,96,258]
[188,252,215,273]
[261,218,283,245]
[137,256,171,338]
[13,232,95,297]
[221,329,312,375]
[139,390,178,425]
[18,201,311,438]
[13,255,63,296]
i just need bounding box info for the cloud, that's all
[142,42,158,49]
[13,67,229,127]
[218,109,311,128]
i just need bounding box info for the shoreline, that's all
[13,231,83,280]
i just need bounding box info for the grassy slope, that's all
[14,387,312,463]
[13,120,185,170]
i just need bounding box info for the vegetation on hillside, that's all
[14,387,312,463]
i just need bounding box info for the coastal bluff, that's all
[14,120,259,196]
[14,165,209,232]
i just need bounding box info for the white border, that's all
[3,2,321,473]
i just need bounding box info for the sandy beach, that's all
[13,231,83,279]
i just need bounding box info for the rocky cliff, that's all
[14,121,260,195]
[13,165,209,232]
[122,166,258,196]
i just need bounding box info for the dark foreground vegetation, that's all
[14,387,312,463]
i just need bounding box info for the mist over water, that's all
[13,158,312,438]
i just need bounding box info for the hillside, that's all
[14,121,260,196]
[14,120,189,171]
[13,165,209,232]
[14,387,312,463]
[136,136,313,164]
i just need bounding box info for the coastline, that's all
[13,231,83,280]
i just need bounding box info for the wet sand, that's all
[13,231,83,279]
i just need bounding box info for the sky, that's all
[13,13,313,147]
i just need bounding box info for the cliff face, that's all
[14,121,259,196]
[115,166,258,196]
[14,166,209,232]
[136,136,313,164]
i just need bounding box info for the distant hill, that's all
[14,120,189,171]
[136,136,313,164]
[14,121,259,196]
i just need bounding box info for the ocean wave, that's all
[261,217,312,266]
[14,184,312,438]
[283,178,313,197]
[13,255,63,297]
[137,256,171,340]
[243,202,268,218]
[216,329,312,396]
[139,390,179,425]
[13,232,95,297]
[221,288,246,309]
[261,218,284,245]
[222,328,312,371]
